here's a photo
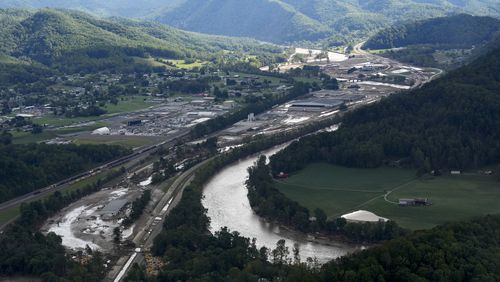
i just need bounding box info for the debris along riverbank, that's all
[41,179,156,253]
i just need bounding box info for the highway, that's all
[352,41,368,55]
[0,129,190,231]
[106,158,212,281]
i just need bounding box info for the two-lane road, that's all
[107,158,212,281]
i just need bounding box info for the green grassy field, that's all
[163,59,208,70]
[275,163,500,230]
[0,206,20,225]
[34,97,154,128]
[34,115,102,127]
[73,135,159,148]
[12,123,108,144]
[102,96,154,114]
[11,130,57,144]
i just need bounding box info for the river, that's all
[202,145,361,263]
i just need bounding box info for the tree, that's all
[293,243,301,265]
[32,124,43,134]
[113,227,121,243]
[272,239,290,265]
[0,131,12,145]
[314,208,327,229]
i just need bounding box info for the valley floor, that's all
[275,163,500,230]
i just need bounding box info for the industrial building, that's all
[101,199,129,220]
[289,98,344,111]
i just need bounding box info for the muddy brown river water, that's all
[202,145,362,263]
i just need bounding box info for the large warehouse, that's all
[289,98,344,111]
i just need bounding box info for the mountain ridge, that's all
[2,0,499,43]
[0,8,283,75]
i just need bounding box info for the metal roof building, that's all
[289,98,344,109]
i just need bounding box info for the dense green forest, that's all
[0,132,130,203]
[147,214,500,281]
[364,14,500,67]
[318,214,500,281]
[0,8,283,78]
[365,14,500,50]
[270,45,500,175]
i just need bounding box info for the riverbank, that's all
[202,144,362,263]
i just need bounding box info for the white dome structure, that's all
[92,127,111,135]
[341,210,388,223]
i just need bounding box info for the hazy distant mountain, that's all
[152,0,500,43]
[1,0,499,43]
[155,0,331,43]
[365,14,500,49]
[0,0,185,18]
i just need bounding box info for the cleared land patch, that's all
[275,163,500,230]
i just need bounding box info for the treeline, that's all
[0,168,125,281]
[64,104,107,117]
[143,213,500,281]
[319,214,500,281]
[157,76,220,94]
[0,135,130,203]
[52,47,175,74]
[0,60,54,85]
[270,45,500,175]
[190,81,312,138]
[365,14,500,50]
[123,190,151,227]
[379,45,439,67]
[247,156,405,243]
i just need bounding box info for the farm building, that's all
[399,198,432,206]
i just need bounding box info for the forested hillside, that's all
[155,0,330,43]
[0,0,186,18]
[365,14,500,49]
[271,44,500,174]
[156,0,500,43]
[2,0,499,43]
[318,214,500,281]
[0,8,283,76]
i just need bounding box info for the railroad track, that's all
[0,130,190,231]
